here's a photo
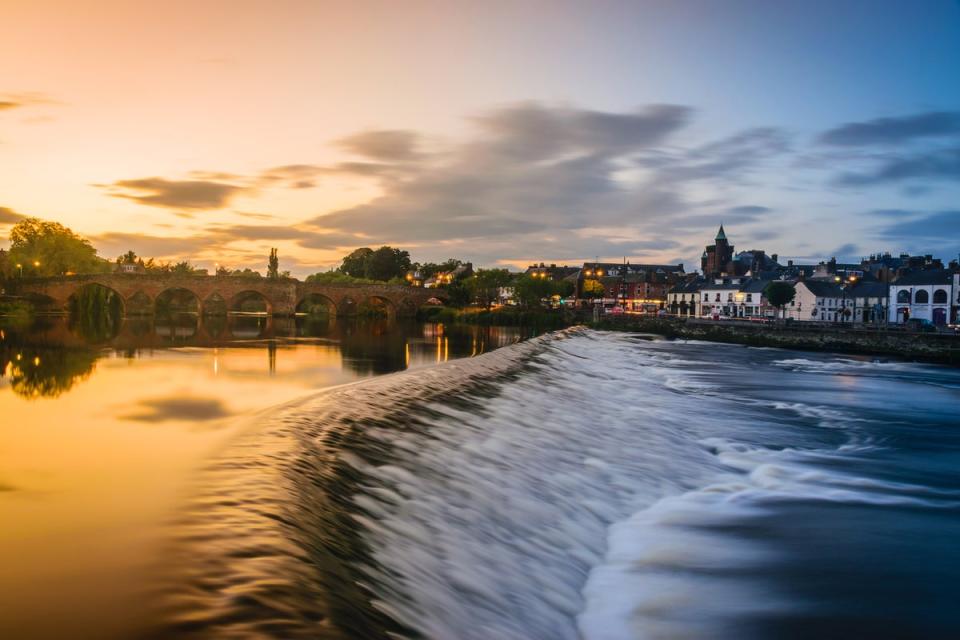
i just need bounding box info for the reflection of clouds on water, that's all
[121,396,232,424]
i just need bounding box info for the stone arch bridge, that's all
[14,274,447,317]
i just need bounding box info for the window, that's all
[746,294,753,302]
[715,293,720,302]
[897,289,910,304]
[933,289,948,304]
[727,293,733,302]
[704,293,709,301]
[915,290,929,304]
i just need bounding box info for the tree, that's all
[340,247,375,278]
[117,250,139,265]
[580,279,606,300]
[445,279,471,308]
[554,279,576,299]
[8,217,107,276]
[171,260,197,275]
[267,248,280,279]
[415,259,463,280]
[764,281,796,319]
[469,268,513,309]
[514,274,555,308]
[366,246,412,281]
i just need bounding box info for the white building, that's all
[848,281,888,324]
[888,271,956,326]
[786,280,844,322]
[695,278,771,319]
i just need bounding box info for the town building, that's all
[786,280,844,322]
[848,281,889,324]
[695,277,772,319]
[701,225,734,276]
[579,262,685,311]
[667,277,702,317]
[888,270,956,326]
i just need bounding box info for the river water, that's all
[2,322,959,638]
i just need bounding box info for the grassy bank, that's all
[0,299,35,329]
[417,305,572,328]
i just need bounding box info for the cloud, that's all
[834,146,960,186]
[0,93,57,112]
[819,111,960,146]
[304,103,793,264]
[99,177,245,209]
[258,164,324,189]
[336,129,422,161]
[0,206,24,223]
[122,396,232,423]
[90,232,216,257]
[831,243,859,257]
[879,210,960,240]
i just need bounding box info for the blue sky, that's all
[1,0,958,273]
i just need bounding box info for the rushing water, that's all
[2,324,960,638]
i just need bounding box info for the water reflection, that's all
[0,315,532,400]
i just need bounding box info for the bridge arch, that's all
[338,295,358,317]
[155,287,201,314]
[203,292,227,316]
[68,282,126,317]
[398,297,419,318]
[296,293,337,316]
[230,290,272,315]
[360,295,396,320]
[126,290,153,315]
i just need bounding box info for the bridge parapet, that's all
[14,274,446,317]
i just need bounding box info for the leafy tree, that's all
[267,247,280,279]
[305,270,377,284]
[229,268,262,278]
[580,279,606,299]
[554,279,576,299]
[513,274,555,308]
[366,246,412,281]
[340,247,375,278]
[117,250,139,265]
[171,260,197,275]
[468,268,513,308]
[764,281,796,319]
[215,264,230,276]
[445,279,471,308]
[414,259,463,280]
[8,217,107,276]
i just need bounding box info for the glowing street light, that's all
[16,263,22,277]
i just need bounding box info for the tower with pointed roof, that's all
[701,224,735,276]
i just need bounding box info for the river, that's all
[2,322,959,638]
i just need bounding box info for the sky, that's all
[1,0,959,276]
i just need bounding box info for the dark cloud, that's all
[879,210,960,240]
[122,396,231,423]
[336,129,422,161]
[819,111,960,146]
[0,206,24,223]
[726,205,771,217]
[0,101,20,111]
[100,177,244,209]
[834,146,960,186]
[831,243,859,257]
[637,128,790,182]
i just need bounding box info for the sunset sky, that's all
[2,0,959,275]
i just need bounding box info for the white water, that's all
[325,331,960,639]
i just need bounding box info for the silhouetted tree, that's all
[267,248,280,278]
[765,281,796,319]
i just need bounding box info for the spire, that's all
[716,224,727,241]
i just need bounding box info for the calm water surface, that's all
[0,315,529,639]
[2,323,960,639]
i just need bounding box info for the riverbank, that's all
[592,316,960,365]
[417,305,572,328]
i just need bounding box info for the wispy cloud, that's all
[0,206,24,223]
[98,177,245,210]
[819,111,960,146]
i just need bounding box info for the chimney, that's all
[771,253,778,263]
[788,259,794,267]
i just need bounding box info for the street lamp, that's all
[16,263,22,277]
